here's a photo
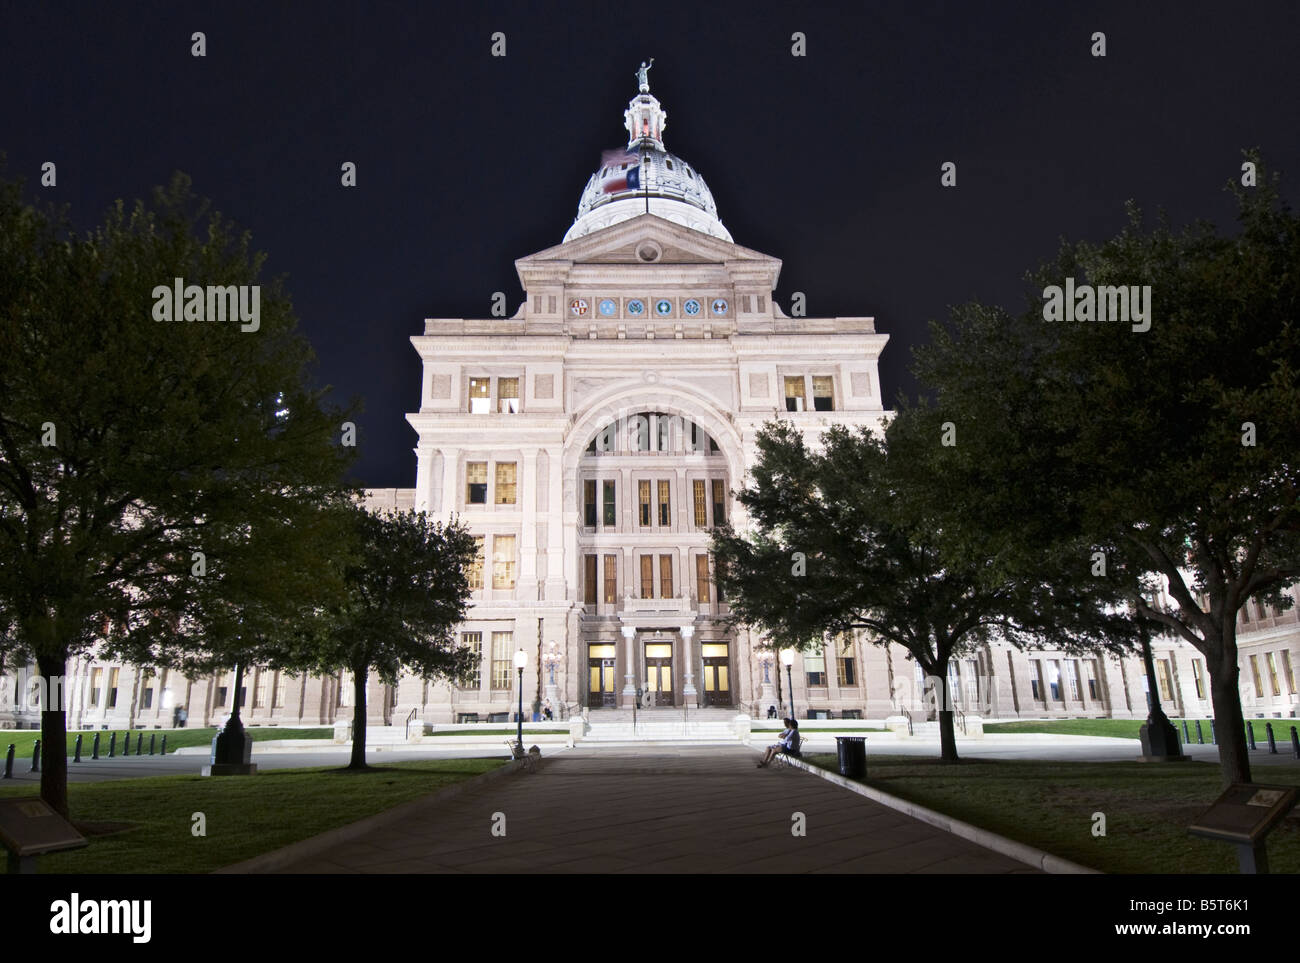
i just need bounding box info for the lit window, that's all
[468,536,484,590]
[711,479,726,526]
[461,632,483,689]
[1157,660,1174,701]
[639,480,652,526]
[491,632,514,689]
[695,554,710,603]
[812,375,834,411]
[495,462,517,505]
[584,555,597,605]
[492,535,516,589]
[468,377,491,413]
[603,480,616,527]
[837,656,856,687]
[466,462,487,504]
[658,480,671,526]
[1266,652,1281,697]
[1250,655,1263,697]
[693,480,707,527]
[784,376,805,411]
[603,555,617,604]
[640,555,654,598]
[659,555,674,598]
[497,377,520,413]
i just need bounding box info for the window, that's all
[1266,652,1281,697]
[466,462,487,504]
[90,667,103,707]
[603,554,617,604]
[497,377,519,413]
[142,687,154,709]
[658,480,671,526]
[495,462,517,505]
[1249,655,1263,697]
[695,554,711,603]
[603,480,616,527]
[461,632,483,689]
[1029,661,1040,701]
[784,376,805,412]
[805,649,826,687]
[1085,660,1099,700]
[491,632,514,690]
[712,480,726,526]
[1065,660,1080,700]
[659,554,674,598]
[468,376,491,413]
[584,479,597,527]
[1155,659,1174,701]
[1047,661,1060,701]
[584,555,597,605]
[639,480,652,526]
[275,675,288,709]
[255,676,268,709]
[640,555,654,598]
[693,480,707,527]
[493,535,516,589]
[468,536,484,590]
[215,686,227,707]
[108,668,120,709]
[1192,659,1205,699]
[1283,650,1296,694]
[812,375,834,411]
[837,656,856,687]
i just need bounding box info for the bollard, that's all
[1265,723,1277,755]
[74,734,83,763]
[160,735,167,755]
[92,732,101,760]
[1246,722,1256,750]
[30,739,41,772]
[1181,720,1190,742]
[3,744,13,778]
[149,734,156,756]
[1291,726,1299,760]
[1195,720,1204,744]
[108,733,116,757]
[135,733,143,756]
[1210,720,1216,744]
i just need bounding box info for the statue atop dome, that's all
[636,58,654,93]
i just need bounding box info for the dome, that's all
[564,66,732,243]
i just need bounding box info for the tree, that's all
[712,418,1130,762]
[911,153,1300,784]
[0,170,355,815]
[302,505,479,771]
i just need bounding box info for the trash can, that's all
[836,736,867,778]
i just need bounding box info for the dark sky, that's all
[4,1,1298,488]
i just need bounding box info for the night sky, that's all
[4,1,1298,488]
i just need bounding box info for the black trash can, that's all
[836,736,867,779]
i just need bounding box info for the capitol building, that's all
[3,71,1298,735]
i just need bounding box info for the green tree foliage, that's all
[297,505,479,770]
[0,170,355,815]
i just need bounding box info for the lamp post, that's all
[514,649,527,750]
[780,648,796,721]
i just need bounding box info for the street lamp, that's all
[780,648,796,721]
[514,648,528,751]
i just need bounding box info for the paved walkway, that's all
[265,745,1038,874]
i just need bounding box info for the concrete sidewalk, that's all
[260,745,1039,874]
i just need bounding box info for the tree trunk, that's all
[1208,660,1251,785]
[348,666,368,770]
[927,655,960,763]
[37,652,70,819]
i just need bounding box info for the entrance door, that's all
[701,642,731,707]
[645,642,674,706]
[588,644,617,707]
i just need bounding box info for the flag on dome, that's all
[600,147,643,194]
[602,166,641,194]
[601,147,640,167]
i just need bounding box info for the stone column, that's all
[545,446,566,600]
[621,625,637,708]
[438,447,460,520]
[519,449,539,596]
[681,624,698,707]
[414,446,435,513]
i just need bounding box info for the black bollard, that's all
[74,734,83,763]
[108,733,116,757]
[135,733,143,756]
[30,739,41,772]
[1181,720,1190,742]
[1246,721,1256,750]
[1195,720,1204,744]
[149,734,156,756]
[92,733,101,760]
[1265,723,1277,754]
[1210,719,1217,744]
[3,744,13,778]
[1291,726,1299,760]
[160,735,167,755]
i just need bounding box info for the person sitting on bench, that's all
[757,718,800,767]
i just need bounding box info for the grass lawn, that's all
[804,752,1300,873]
[0,726,331,759]
[984,718,1299,741]
[0,757,506,873]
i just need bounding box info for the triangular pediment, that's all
[516,214,779,280]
